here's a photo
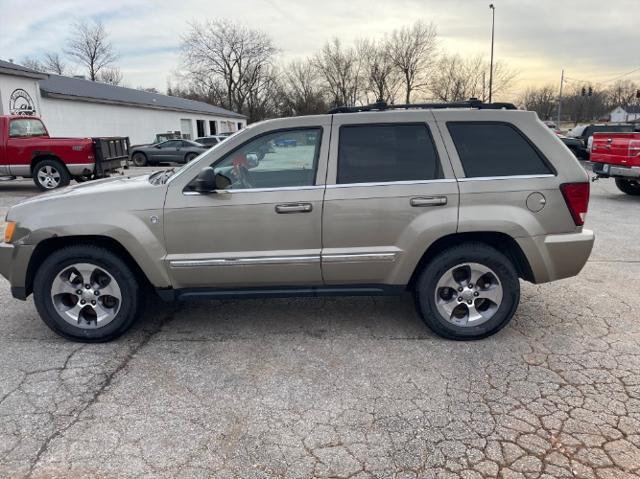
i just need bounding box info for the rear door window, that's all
[447,122,553,178]
[337,124,442,184]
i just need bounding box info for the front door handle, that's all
[410,196,448,207]
[275,203,313,214]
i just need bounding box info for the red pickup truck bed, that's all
[591,132,640,195]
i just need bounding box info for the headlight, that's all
[3,221,16,243]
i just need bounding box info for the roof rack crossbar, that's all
[327,98,517,114]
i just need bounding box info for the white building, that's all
[609,105,640,123]
[0,59,246,144]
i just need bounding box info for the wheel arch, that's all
[25,235,155,298]
[30,154,68,175]
[408,231,535,289]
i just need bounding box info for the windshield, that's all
[9,118,47,138]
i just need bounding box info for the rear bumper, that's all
[517,230,595,284]
[0,242,35,300]
[592,162,640,178]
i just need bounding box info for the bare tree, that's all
[98,67,123,85]
[607,80,639,108]
[43,52,68,75]
[20,56,46,72]
[520,85,557,120]
[388,21,437,103]
[359,38,401,103]
[314,38,365,107]
[279,59,327,116]
[181,19,277,120]
[429,53,517,102]
[66,20,117,81]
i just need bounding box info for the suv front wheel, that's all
[415,243,520,340]
[33,245,144,342]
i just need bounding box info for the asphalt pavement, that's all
[0,167,639,478]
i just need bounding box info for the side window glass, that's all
[212,128,322,189]
[447,123,553,178]
[337,124,442,184]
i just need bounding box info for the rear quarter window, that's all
[447,122,553,178]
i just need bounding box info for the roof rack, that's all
[327,98,517,114]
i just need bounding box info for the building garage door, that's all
[180,119,193,139]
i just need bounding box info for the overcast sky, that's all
[1,0,639,98]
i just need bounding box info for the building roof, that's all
[39,74,246,119]
[612,105,640,114]
[0,59,48,80]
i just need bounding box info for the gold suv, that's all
[0,100,594,342]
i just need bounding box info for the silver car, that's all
[0,100,594,342]
[130,139,208,167]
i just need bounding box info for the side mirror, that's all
[154,145,161,149]
[193,167,231,194]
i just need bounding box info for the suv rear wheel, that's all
[33,245,144,342]
[415,243,520,340]
[615,178,640,196]
[33,159,71,190]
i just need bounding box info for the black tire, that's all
[33,245,145,342]
[131,152,148,167]
[615,178,640,196]
[414,243,520,340]
[184,153,198,163]
[32,159,71,191]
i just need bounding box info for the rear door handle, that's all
[275,203,313,214]
[410,196,447,207]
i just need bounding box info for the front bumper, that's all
[0,242,35,300]
[516,230,595,284]
[592,162,640,178]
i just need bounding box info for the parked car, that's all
[566,123,635,160]
[0,115,128,190]
[0,99,594,342]
[557,134,585,159]
[130,139,208,166]
[195,135,228,148]
[591,131,640,195]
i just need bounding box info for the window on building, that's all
[180,119,193,140]
[337,124,442,184]
[237,122,244,131]
[209,120,217,135]
[196,120,205,138]
[447,122,553,178]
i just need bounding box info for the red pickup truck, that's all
[0,115,129,190]
[591,131,640,195]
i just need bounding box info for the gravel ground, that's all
[0,167,639,478]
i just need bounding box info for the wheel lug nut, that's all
[94,290,100,296]
[467,300,472,305]
[85,284,90,289]
[458,287,463,292]
[91,300,96,305]
[474,292,479,296]
[80,299,86,304]
[468,284,473,288]
[457,297,463,302]
[76,290,82,295]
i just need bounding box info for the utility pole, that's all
[557,69,564,128]
[489,4,496,103]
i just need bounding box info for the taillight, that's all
[560,182,590,226]
[630,140,640,158]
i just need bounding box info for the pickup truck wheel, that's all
[33,245,144,342]
[131,152,147,167]
[414,243,520,340]
[615,178,640,196]
[33,159,70,191]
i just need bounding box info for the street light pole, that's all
[489,4,495,103]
